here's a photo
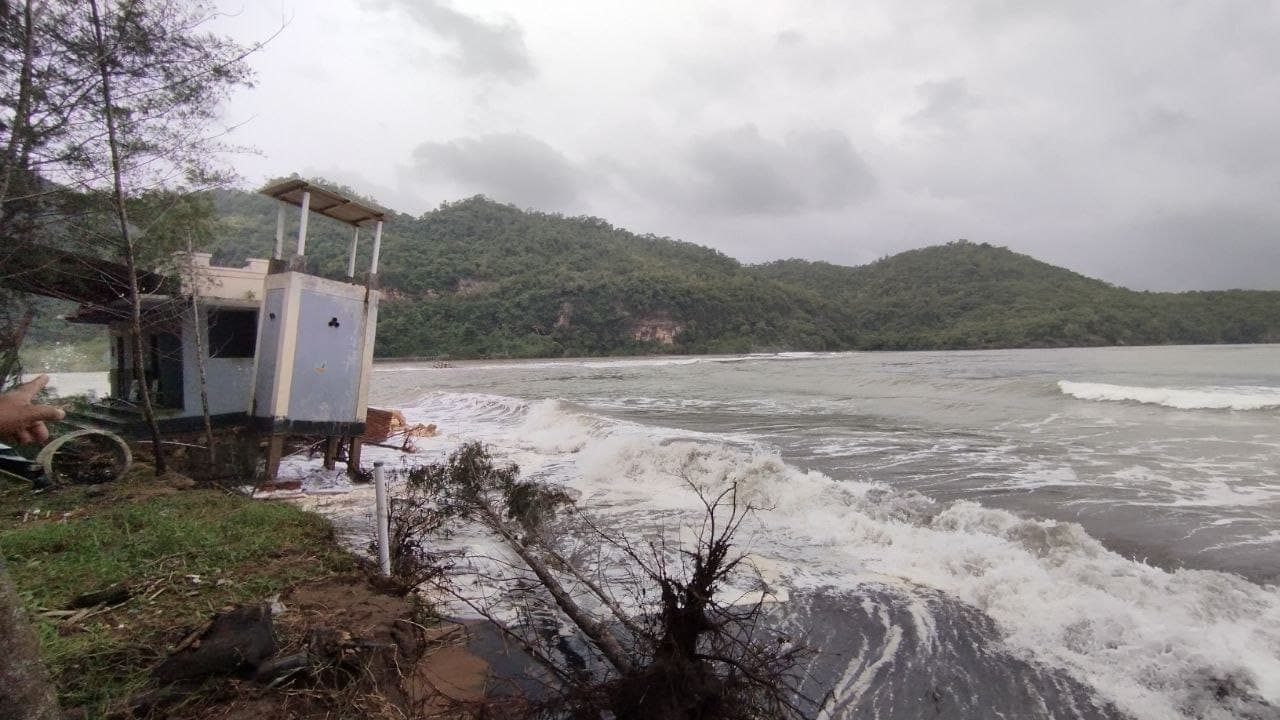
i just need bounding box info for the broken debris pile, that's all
[363,407,437,452]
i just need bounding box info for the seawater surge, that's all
[328,345,1280,719]
[1058,380,1280,411]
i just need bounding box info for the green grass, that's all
[0,479,353,715]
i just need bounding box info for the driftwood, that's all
[253,651,311,683]
[68,582,130,609]
[363,408,437,452]
[252,626,400,684]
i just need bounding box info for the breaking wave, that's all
[399,390,1280,720]
[1058,381,1280,411]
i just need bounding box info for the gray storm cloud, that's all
[646,126,877,215]
[910,78,981,133]
[368,0,534,82]
[407,133,583,210]
[1114,206,1280,291]
[218,0,1280,290]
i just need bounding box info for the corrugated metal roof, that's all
[259,179,385,226]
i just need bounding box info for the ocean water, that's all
[361,345,1280,720]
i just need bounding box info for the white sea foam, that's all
[402,390,1280,720]
[577,437,1280,720]
[413,391,530,428]
[1059,380,1280,411]
[1168,478,1279,508]
[37,371,109,398]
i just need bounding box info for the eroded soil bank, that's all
[0,470,495,719]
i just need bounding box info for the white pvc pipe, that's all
[273,203,286,260]
[369,220,383,275]
[295,190,311,257]
[374,461,390,577]
[346,227,359,278]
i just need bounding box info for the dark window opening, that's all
[208,309,257,358]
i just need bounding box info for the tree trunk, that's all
[0,0,37,207]
[0,559,61,720]
[0,304,34,389]
[542,540,646,639]
[89,0,166,474]
[477,501,634,674]
[186,238,215,464]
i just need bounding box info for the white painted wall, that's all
[173,252,270,302]
[181,311,255,417]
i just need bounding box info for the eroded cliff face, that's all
[549,304,681,346]
[452,277,494,296]
[629,316,684,346]
[555,302,573,329]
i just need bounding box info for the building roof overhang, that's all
[65,294,258,325]
[0,243,175,307]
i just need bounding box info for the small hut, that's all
[251,179,385,480]
[2,178,387,482]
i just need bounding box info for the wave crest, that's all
[1058,381,1280,411]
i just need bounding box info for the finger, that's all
[14,374,50,401]
[21,405,65,424]
[29,422,49,444]
[15,428,34,445]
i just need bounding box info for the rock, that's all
[153,604,275,683]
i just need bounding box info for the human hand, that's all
[0,375,66,445]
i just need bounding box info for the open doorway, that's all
[150,331,183,409]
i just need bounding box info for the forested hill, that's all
[208,188,1280,358]
[755,244,1280,349]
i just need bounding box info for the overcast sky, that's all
[210,0,1280,291]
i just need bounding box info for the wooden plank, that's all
[347,437,363,477]
[322,436,339,470]
[263,435,284,483]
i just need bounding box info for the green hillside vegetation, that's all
[208,187,860,357]
[205,187,1280,358]
[27,184,1280,363]
[756,243,1280,349]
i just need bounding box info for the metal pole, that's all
[346,226,359,279]
[373,461,390,577]
[295,190,311,257]
[273,202,286,260]
[369,220,383,275]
